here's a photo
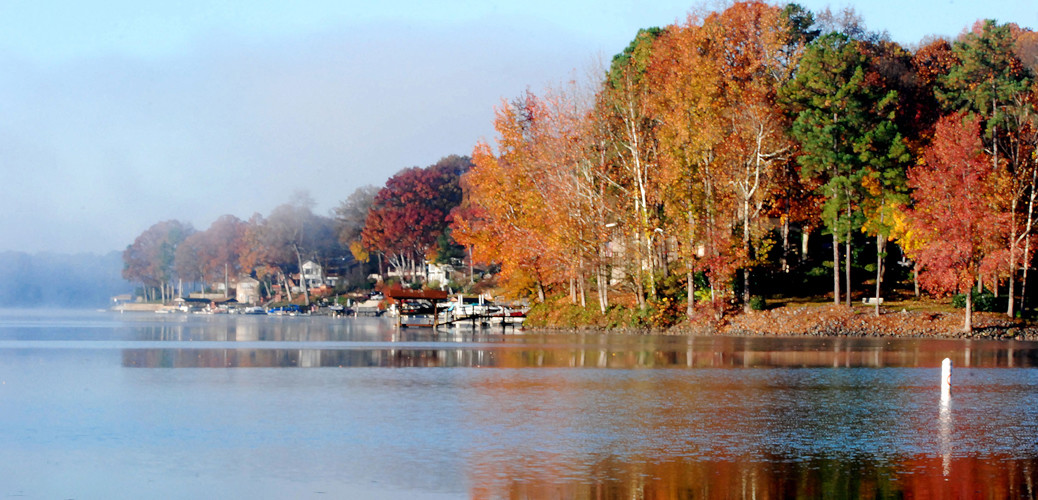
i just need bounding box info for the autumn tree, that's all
[599,28,664,308]
[905,113,1007,331]
[707,2,799,311]
[122,220,195,303]
[643,2,798,313]
[174,214,249,297]
[238,213,277,299]
[937,20,1037,316]
[527,85,612,309]
[452,94,565,301]
[644,18,722,315]
[362,156,469,283]
[257,193,341,305]
[334,185,380,279]
[203,214,248,289]
[174,231,207,291]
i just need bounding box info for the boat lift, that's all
[386,289,450,328]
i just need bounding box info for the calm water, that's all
[1,310,1037,498]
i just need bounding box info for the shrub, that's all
[749,295,767,311]
[952,290,1005,312]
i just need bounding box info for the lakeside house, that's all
[236,276,261,304]
[301,260,324,289]
[427,262,454,286]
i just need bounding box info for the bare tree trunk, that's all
[965,281,974,332]
[845,206,852,307]
[833,230,841,305]
[377,252,384,281]
[743,199,752,313]
[1008,203,1018,317]
[579,272,586,308]
[687,269,695,317]
[468,247,474,284]
[1023,236,1031,315]
[282,272,293,302]
[630,234,646,309]
[1019,161,1038,315]
[802,230,810,263]
[875,234,884,317]
[294,244,310,307]
[687,210,696,318]
[781,216,790,273]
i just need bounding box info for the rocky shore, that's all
[667,305,1036,340]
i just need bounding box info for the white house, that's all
[427,261,454,286]
[301,260,324,288]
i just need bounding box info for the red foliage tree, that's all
[362,156,469,281]
[906,113,1008,331]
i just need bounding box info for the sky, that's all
[1,1,1035,254]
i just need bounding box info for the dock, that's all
[386,289,450,328]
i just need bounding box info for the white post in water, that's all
[941,358,953,400]
[939,357,953,476]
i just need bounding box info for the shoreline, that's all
[534,305,1038,341]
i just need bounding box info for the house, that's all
[427,261,454,286]
[301,260,324,288]
[236,276,261,304]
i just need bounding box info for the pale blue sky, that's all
[1,0,1034,253]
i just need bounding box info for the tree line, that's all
[448,2,1038,331]
[122,155,471,304]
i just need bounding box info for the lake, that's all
[0,309,1036,498]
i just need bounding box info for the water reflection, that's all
[940,395,953,476]
[5,311,1038,497]
[468,455,1038,499]
[121,331,1038,369]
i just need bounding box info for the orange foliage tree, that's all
[645,2,800,314]
[451,93,562,301]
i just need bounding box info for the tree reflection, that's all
[122,334,1038,369]
[467,455,1038,499]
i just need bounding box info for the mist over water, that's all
[0,252,129,308]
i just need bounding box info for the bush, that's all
[952,290,1006,312]
[749,295,767,311]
